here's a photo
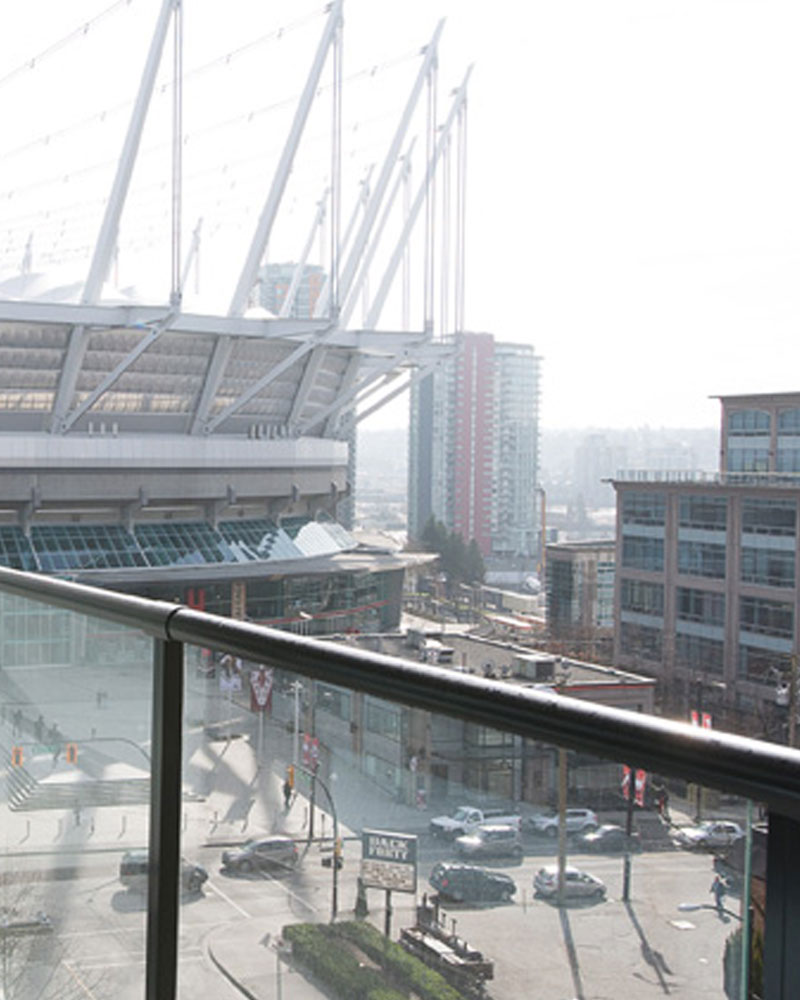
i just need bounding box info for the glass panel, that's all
[621,492,666,526]
[218,517,302,561]
[179,641,761,1000]
[0,525,38,571]
[0,593,154,999]
[32,523,148,571]
[728,409,770,434]
[134,521,241,566]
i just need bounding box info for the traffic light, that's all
[65,743,78,765]
[11,746,23,767]
[287,764,294,790]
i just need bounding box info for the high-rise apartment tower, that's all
[408,333,541,560]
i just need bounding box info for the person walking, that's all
[710,874,726,914]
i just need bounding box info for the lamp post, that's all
[304,767,340,921]
[290,680,302,769]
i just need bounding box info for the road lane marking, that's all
[204,880,252,918]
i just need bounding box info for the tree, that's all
[416,517,485,591]
[0,873,109,1000]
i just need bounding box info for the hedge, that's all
[333,921,464,1000]
[282,923,406,1000]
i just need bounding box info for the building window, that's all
[740,547,795,588]
[677,541,726,578]
[777,448,800,473]
[778,408,800,433]
[620,578,664,616]
[740,596,794,639]
[596,561,615,627]
[728,409,771,435]
[620,622,662,661]
[621,492,666,526]
[727,447,770,473]
[739,645,791,685]
[364,698,401,739]
[676,587,725,626]
[675,634,724,674]
[622,536,664,572]
[679,496,727,531]
[741,498,797,536]
[315,683,351,721]
[464,723,515,749]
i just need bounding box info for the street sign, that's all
[361,829,417,893]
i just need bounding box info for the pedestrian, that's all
[49,724,61,763]
[34,714,44,743]
[283,778,292,810]
[710,874,726,914]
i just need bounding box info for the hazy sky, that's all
[2,1,798,431]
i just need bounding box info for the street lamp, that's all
[305,767,340,921]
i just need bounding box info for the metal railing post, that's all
[764,811,800,998]
[146,638,184,1000]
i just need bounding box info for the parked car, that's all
[455,823,524,860]
[673,820,744,851]
[429,862,517,903]
[430,806,522,839]
[221,835,299,874]
[119,850,208,894]
[575,823,641,853]
[533,865,606,900]
[527,808,599,838]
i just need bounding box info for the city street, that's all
[0,828,738,999]
[0,664,741,999]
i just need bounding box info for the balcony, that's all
[0,565,799,998]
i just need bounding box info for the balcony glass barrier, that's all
[0,566,791,999]
[0,591,154,1000]
[177,641,760,1000]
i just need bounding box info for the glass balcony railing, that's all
[0,565,798,999]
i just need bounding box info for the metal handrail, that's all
[2,564,800,818]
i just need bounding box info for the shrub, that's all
[334,921,463,1000]
[282,923,406,1000]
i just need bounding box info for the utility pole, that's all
[555,666,569,905]
[622,765,636,902]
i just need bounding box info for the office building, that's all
[408,332,541,560]
[546,539,615,660]
[612,391,800,735]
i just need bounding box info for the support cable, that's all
[402,149,411,331]
[456,100,468,332]
[0,0,135,92]
[329,14,343,320]
[440,131,450,338]
[423,62,438,335]
[170,0,183,306]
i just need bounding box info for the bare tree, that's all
[0,870,109,1000]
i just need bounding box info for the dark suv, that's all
[429,862,516,903]
[119,850,208,894]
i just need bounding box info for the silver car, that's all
[455,823,523,860]
[528,808,599,838]
[673,820,744,851]
[533,864,606,900]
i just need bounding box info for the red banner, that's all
[302,733,320,770]
[249,667,273,713]
[622,765,647,806]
